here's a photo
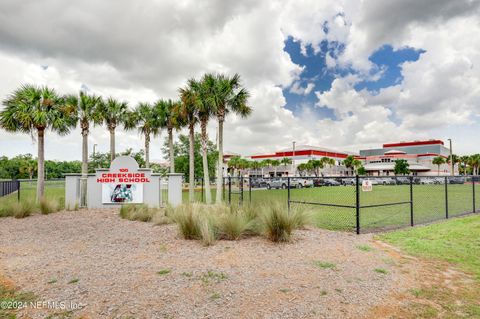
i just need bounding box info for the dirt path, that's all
[0,209,415,318]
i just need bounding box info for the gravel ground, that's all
[0,209,406,319]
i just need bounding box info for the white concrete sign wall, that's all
[65,156,174,209]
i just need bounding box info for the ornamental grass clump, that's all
[216,207,253,240]
[39,198,60,215]
[11,201,36,219]
[119,204,157,222]
[171,204,203,240]
[259,202,311,242]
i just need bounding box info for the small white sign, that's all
[102,183,143,204]
[362,180,373,192]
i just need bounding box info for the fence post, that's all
[287,177,291,213]
[240,177,244,205]
[410,176,414,226]
[356,175,360,234]
[17,180,20,202]
[201,178,204,203]
[228,176,231,204]
[249,176,252,204]
[473,176,476,213]
[222,177,225,202]
[445,176,449,219]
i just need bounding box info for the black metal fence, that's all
[0,180,20,200]
[223,175,479,234]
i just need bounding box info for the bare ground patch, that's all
[0,209,424,318]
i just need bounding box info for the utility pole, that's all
[448,138,454,176]
[292,141,296,177]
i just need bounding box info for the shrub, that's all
[217,208,251,240]
[199,218,216,246]
[39,198,60,215]
[119,204,156,222]
[171,204,202,239]
[259,203,311,242]
[152,210,172,225]
[11,201,36,219]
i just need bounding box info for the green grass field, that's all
[0,180,65,213]
[380,214,480,279]
[194,183,479,232]
[2,180,478,233]
[379,215,480,317]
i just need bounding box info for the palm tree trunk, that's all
[145,132,150,168]
[36,128,45,202]
[188,123,195,202]
[200,120,212,204]
[109,127,115,162]
[80,127,88,207]
[168,127,174,173]
[215,119,224,203]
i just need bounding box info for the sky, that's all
[0,0,479,161]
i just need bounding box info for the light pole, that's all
[93,143,98,156]
[292,141,296,177]
[448,138,454,176]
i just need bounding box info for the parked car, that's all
[449,177,465,184]
[376,177,396,185]
[341,178,356,186]
[394,177,411,185]
[250,178,267,188]
[323,178,341,186]
[291,178,314,188]
[313,178,325,187]
[265,178,285,189]
[418,177,436,185]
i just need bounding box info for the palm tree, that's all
[352,159,362,174]
[271,160,280,177]
[179,83,198,202]
[320,157,335,174]
[98,97,128,162]
[227,156,242,176]
[469,154,480,175]
[432,156,446,176]
[343,155,355,176]
[156,99,182,173]
[191,76,215,204]
[459,155,470,175]
[205,73,251,203]
[0,84,75,201]
[259,159,270,177]
[238,158,250,177]
[249,160,261,176]
[66,91,102,207]
[308,159,323,176]
[125,102,163,168]
[261,159,272,177]
[448,154,459,175]
[280,157,292,175]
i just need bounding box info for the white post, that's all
[168,173,184,207]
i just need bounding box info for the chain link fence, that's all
[222,175,479,233]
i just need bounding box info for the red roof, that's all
[383,140,444,148]
[251,149,348,160]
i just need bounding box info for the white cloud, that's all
[1,0,480,161]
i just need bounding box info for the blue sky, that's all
[282,37,425,120]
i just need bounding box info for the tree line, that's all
[0,73,251,204]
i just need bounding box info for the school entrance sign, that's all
[65,156,183,209]
[96,156,150,204]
